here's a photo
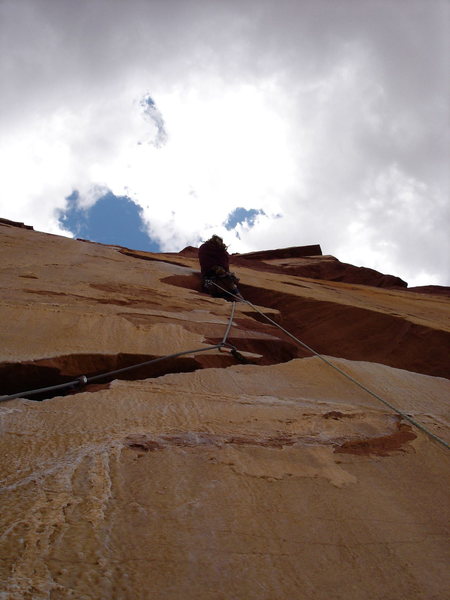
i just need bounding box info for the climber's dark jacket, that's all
[198,240,230,276]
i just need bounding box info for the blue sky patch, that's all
[58,191,160,252]
[224,207,265,231]
[140,94,167,147]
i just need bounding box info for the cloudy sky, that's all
[1,0,448,286]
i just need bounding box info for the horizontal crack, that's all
[125,423,417,457]
[0,353,208,401]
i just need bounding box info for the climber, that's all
[198,235,240,300]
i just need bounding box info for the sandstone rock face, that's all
[0,221,449,600]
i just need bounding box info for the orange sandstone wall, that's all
[0,221,449,600]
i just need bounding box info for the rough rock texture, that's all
[0,221,449,600]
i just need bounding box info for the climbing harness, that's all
[203,269,240,300]
[211,281,450,451]
[0,301,239,403]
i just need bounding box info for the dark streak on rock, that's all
[334,423,417,456]
[125,432,308,452]
[125,432,302,452]
[126,423,418,457]
[127,438,165,452]
[323,411,344,420]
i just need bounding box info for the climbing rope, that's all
[2,277,449,452]
[212,282,450,451]
[0,302,238,403]
[221,299,236,345]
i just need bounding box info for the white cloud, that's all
[0,0,448,285]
